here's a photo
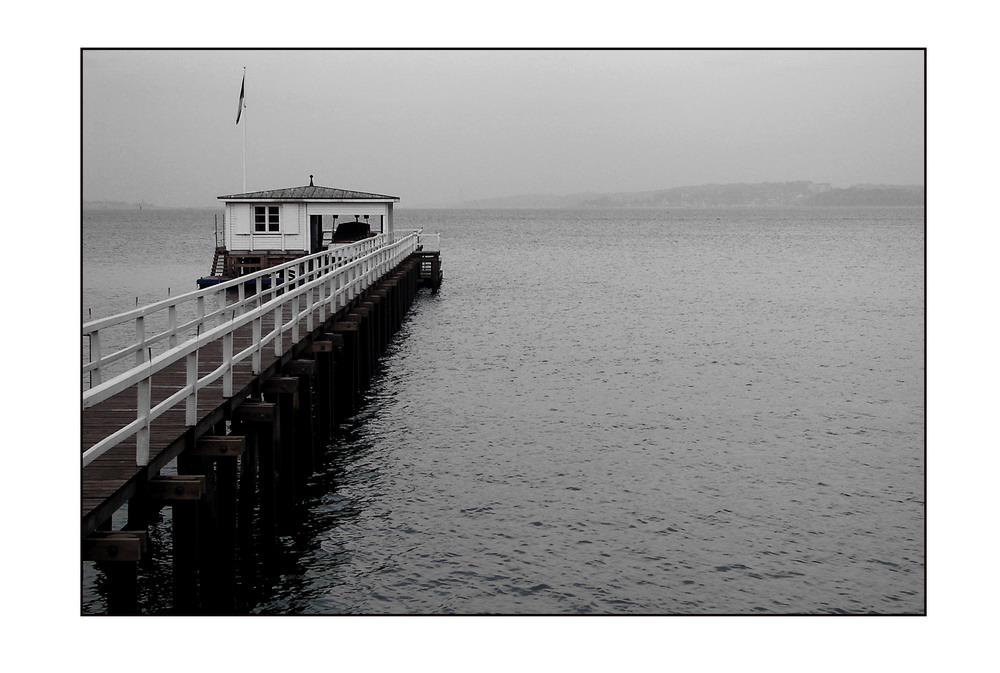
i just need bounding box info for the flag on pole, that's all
[236,71,245,124]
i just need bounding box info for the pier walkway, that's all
[81,231,442,613]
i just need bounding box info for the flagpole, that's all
[242,67,247,193]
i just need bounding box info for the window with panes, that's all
[254,205,280,232]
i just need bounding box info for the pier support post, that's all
[84,531,146,615]
[284,359,317,484]
[263,377,299,526]
[191,435,245,613]
[332,322,360,421]
[177,444,218,613]
[348,307,372,391]
[363,297,382,361]
[431,255,442,292]
[409,258,418,305]
[375,288,391,353]
[385,277,400,333]
[232,420,257,551]
[149,475,206,614]
[232,403,278,553]
[310,339,335,447]
[322,333,344,434]
[101,560,139,615]
[125,485,151,531]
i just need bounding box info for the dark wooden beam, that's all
[308,339,335,353]
[284,359,315,376]
[232,402,276,423]
[83,531,147,562]
[262,376,299,395]
[149,475,206,502]
[192,436,245,457]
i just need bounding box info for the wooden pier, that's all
[82,232,441,614]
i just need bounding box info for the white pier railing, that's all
[416,231,441,252]
[82,230,423,467]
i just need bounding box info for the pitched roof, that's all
[218,184,399,201]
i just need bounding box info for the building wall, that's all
[225,203,306,252]
[224,201,396,252]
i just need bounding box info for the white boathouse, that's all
[202,176,400,284]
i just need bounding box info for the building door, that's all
[309,215,323,252]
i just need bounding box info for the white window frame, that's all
[254,204,281,233]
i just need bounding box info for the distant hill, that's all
[460,182,924,209]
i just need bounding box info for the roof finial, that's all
[309,174,314,187]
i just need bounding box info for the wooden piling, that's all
[363,297,381,359]
[375,288,391,352]
[149,475,206,613]
[263,377,299,526]
[285,359,317,482]
[332,322,360,421]
[233,403,278,549]
[192,435,244,613]
[177,442,217,612]
[125,485,151,532]
[84,531,146,615]
[100,559,139,615]
[310,339,335,446]
[348,307,372,390]
[385,278,401,332]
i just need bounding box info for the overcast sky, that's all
[83,49,924,208]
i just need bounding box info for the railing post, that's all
[185,349,199,426]
[216,287,226,320]
[308,283,316,330]
[91,331,103,386]
[319,262,328,323]
[321,255,329,313]
[168,304,178,348]
[223,330,233,397]
[330,255,337,307]
[252,316,262,374]
[135,316,146,366]
[196,295,205,333]
[273,303,282,357]
[136,377,151,465]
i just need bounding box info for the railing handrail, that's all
[82,234,394,335]
[416,232,441,252]
[84,249,343,408]
[82,232,423,381]
[82,230,423,467]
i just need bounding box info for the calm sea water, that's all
[82,205,925,614]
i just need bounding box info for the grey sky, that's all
[83,49,924,208]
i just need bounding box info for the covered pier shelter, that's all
[201,176,400,285]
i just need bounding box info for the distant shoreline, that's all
[84,202,926,212]
[457,182,924,209]
[83,202,219,211]
[85,181,925,211]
